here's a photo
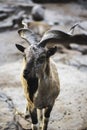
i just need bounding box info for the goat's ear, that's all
[47,47,57,58]
[15,44,25,53]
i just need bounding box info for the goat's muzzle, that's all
[23,68,37,80]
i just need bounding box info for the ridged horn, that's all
[38,30,87,48]
[18,28,38,45]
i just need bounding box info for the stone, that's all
[22,19,52,36]
[78,0,87,8]
[0,92,31,130]
[0,2,87,130]
[31,5,45,21]
[70,44,87,54]
[32,0,76,3]
[0,92,15,130]
[0,13,8,20]
[0,4,15,14]
[0,19,13,32]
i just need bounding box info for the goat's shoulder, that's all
[50,58,58,77]
[50,58,60,88]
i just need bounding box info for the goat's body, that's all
[34,59,60,109]
[16,27,86,130]
[21,57,60,130]
[16,28,62,130]
[21,58,60,109]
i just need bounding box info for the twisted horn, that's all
[38,30,87,48]
[18,28,38,45]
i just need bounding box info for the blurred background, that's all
[0,0,87,130]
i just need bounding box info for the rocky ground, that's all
[0,1,87,130]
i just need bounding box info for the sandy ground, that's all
[0,2,87,130]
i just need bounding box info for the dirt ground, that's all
[0,1,87,130]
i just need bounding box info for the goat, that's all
[16,28,87,130]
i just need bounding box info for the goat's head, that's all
[16,28,70,79]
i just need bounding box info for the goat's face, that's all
[16,28,68,79]
[16,43,57,79]
[23,45,47,79]
[16,28,81,78]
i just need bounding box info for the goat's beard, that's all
[27,77,38,102]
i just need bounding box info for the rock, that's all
[2,121,23,130]
[0,19,13,32]
[31,5,45,21]
[0,2,87,130]
[22,19,52,36]
[59,53,87,70]
[18,4,34,14]
[12,11,25,27]
[0,11,25,31]
[15,114,31,130]
[69,21,87,35]
[78,0,87,8]
[0,92,14,129]
[78,21,87,33]
[0,13,8,20]
[0,4,15,14]
[70,44,87,55]
[0,92,31,130]
[32,0,76,3]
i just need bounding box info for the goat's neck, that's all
[39,59,50,79]
[38,60,51,88]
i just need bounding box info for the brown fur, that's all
[21,57,60,110]
[16,28,62,130]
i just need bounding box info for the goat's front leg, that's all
[37,109,43,129]
[29,107,38,130]
[42,106,53,130]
